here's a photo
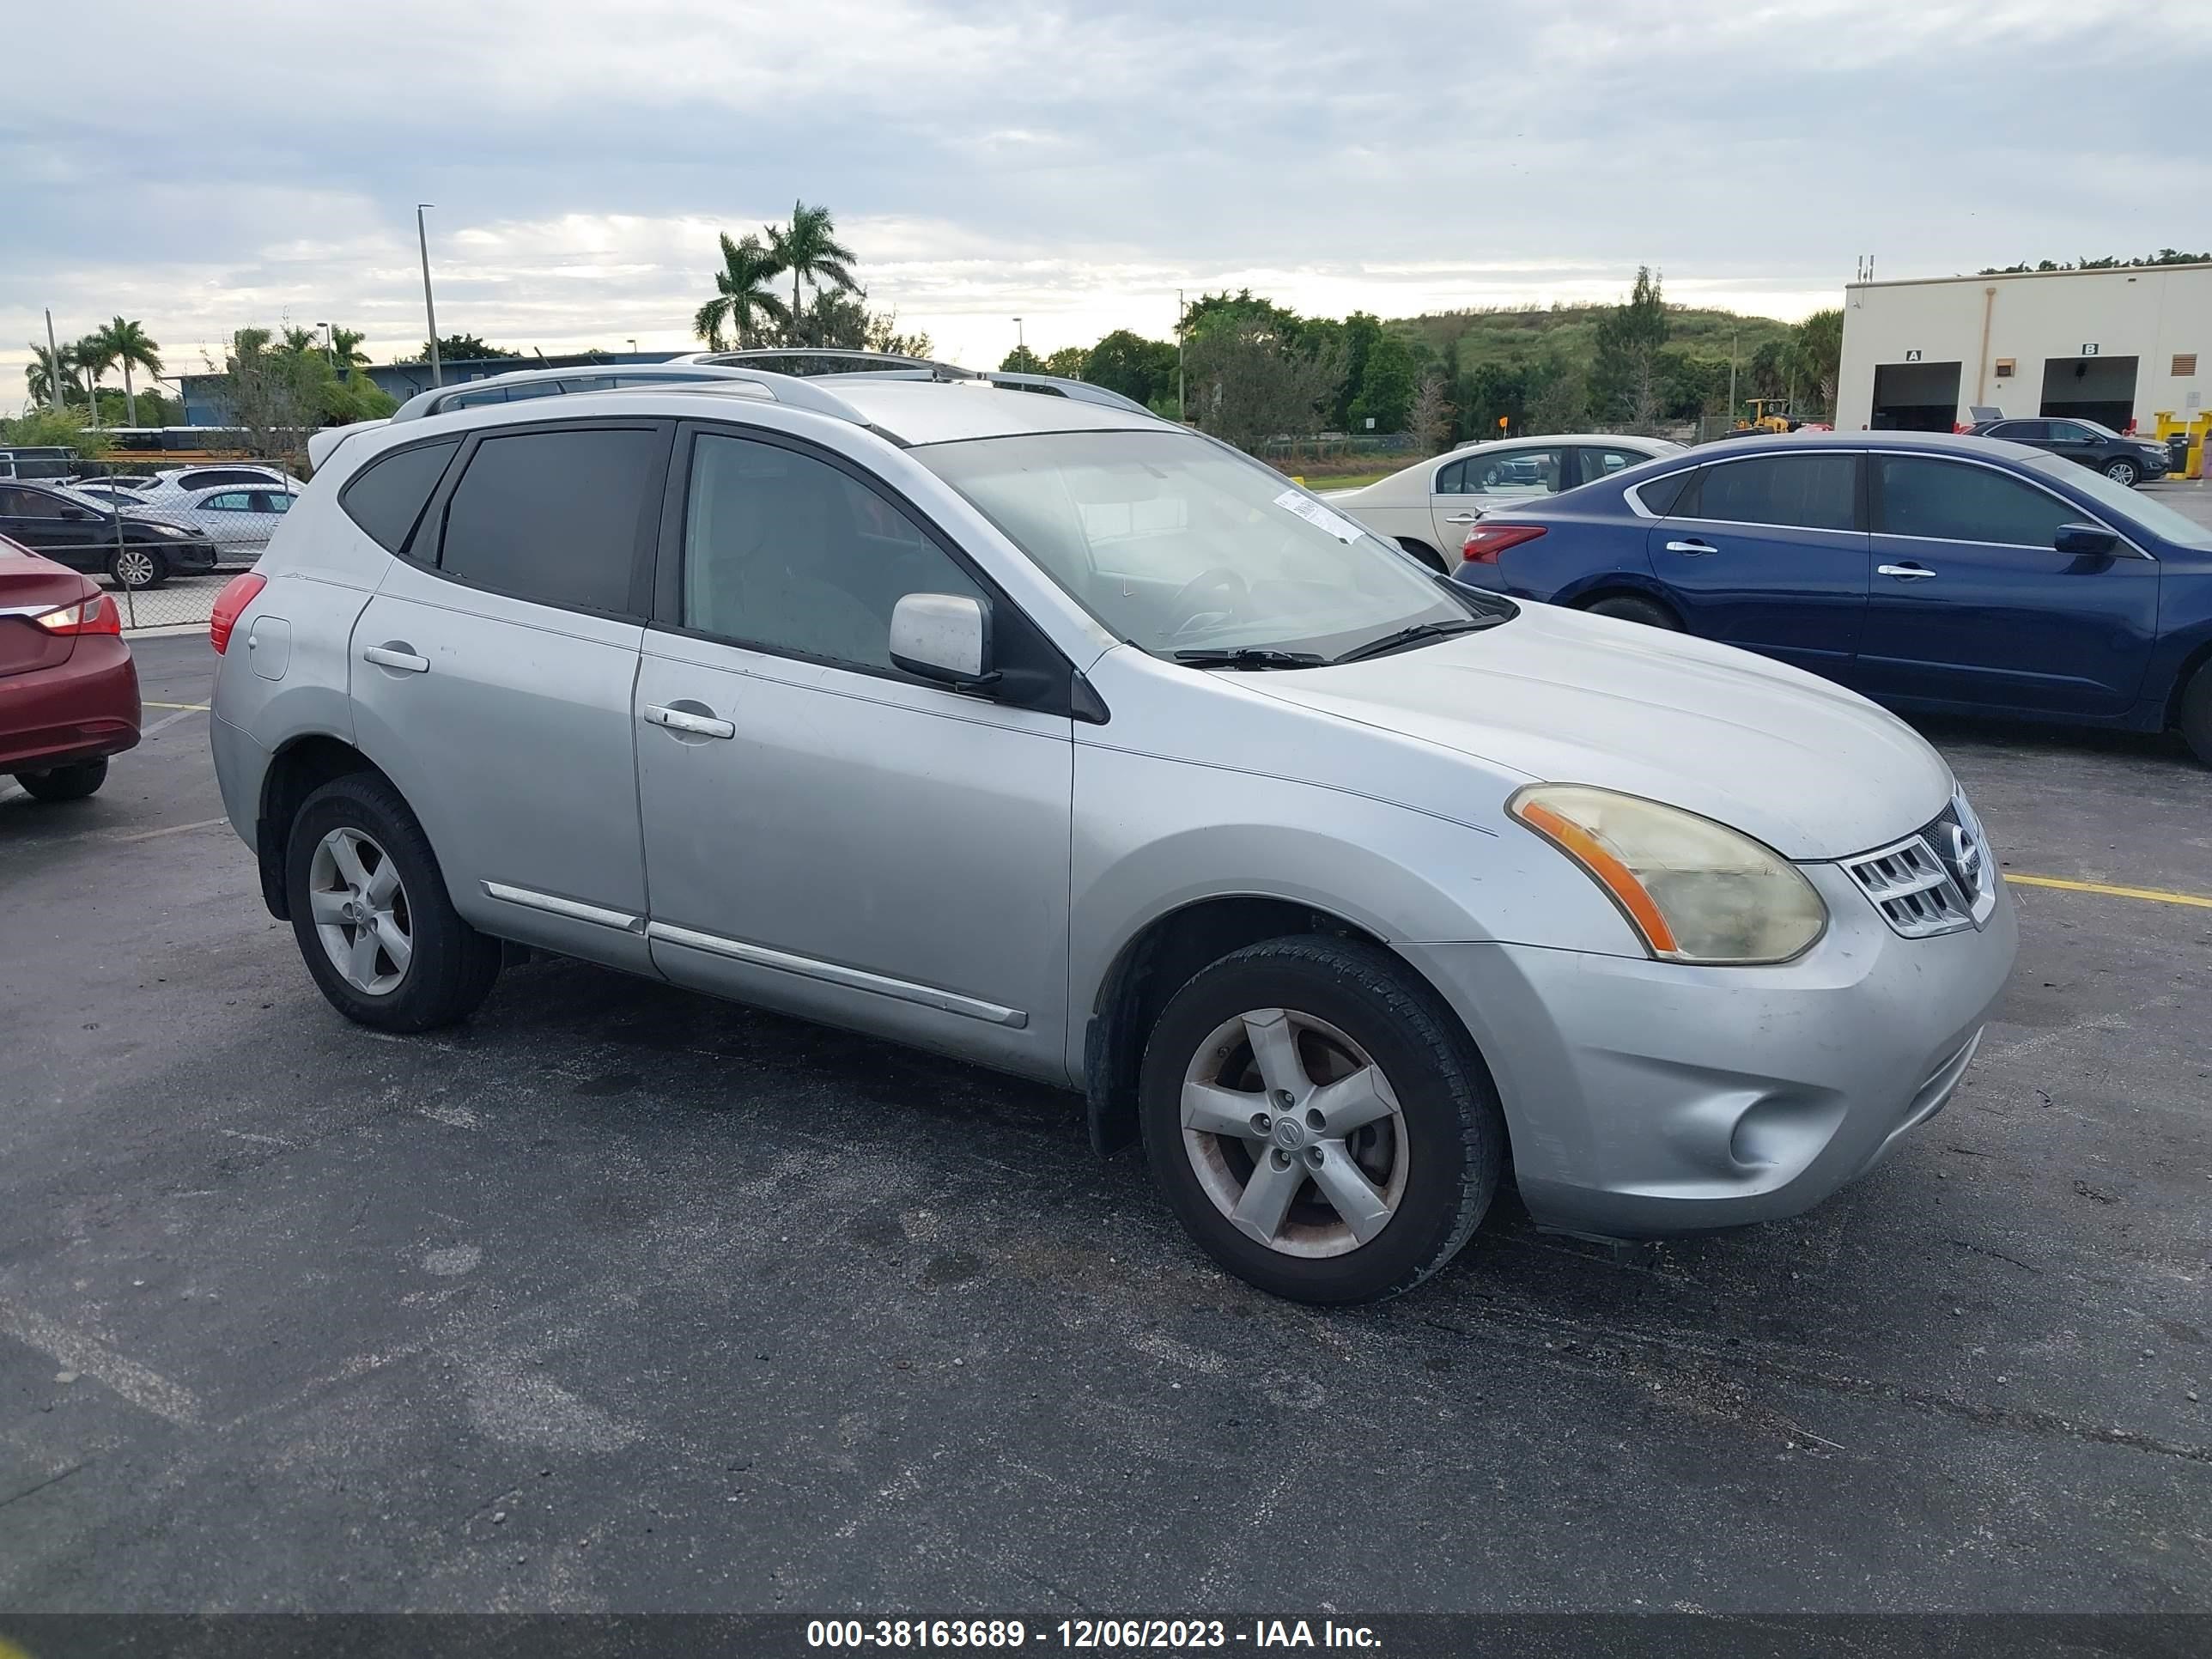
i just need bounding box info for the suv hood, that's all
[1241,604,1953,860]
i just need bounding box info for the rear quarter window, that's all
[339,439,462,555]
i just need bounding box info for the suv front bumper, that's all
[1397,861,2018,1238]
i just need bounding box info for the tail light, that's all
[1462,523,1547,564]
[210,572,266,655]
[33,593,122,637]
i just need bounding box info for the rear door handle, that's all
[645,702,736,740]
[362,643,429,673]
[1877,562,1937,580]
[1664,538,1717,556]
[1441,512,1480,525]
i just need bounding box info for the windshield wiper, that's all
[1170,647,1328,670]
[1330,617,1492,665]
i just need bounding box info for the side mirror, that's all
[890,592,994,688]
[2053,522,2119,557]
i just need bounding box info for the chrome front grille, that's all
[1844,793,1998,940]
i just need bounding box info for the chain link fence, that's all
[55,457,295,633]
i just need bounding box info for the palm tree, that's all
[328,327,370,374]
[75,333,115,426]
[764,202,860,346]
[24,341,82,410]
[692,232,791,350]
[90,317,163,427]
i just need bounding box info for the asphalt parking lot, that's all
[3,620,2209,1613]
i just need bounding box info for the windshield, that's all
[914,428,1498,662]
[2027,454,2212,550]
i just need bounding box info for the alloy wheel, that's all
[1180,1007,1408,1257]
[113,547,157,588]
[307,826,412,994]
[2105,460,2137,487]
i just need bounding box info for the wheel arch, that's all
[2162,629,2212,732]
[1394,536,1449,574]
[1559,578,1685,624]
[254,732,396,920]
[1083,893,1468,1158]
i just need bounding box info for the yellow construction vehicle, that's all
[1731,398,1802,435]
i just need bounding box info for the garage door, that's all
[2040,355,2138,430]
[1872,361,1962,432]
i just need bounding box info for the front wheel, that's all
[12,757,108,801]
[1583,594,1680,629]
[285,773,502,1031]
[108,544,168,590]
[2179,662,2212,767]
[2102,459,2139,488]
[1139,936,1504,1304]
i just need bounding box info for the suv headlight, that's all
[1509,783,1826,964]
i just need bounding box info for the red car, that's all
[1,532,141,801]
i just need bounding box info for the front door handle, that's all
[1877,562,1937,580]
[1441,512,1480,525]
[645,702,736,740]
[1664,538,1717,556]
[362,642,429,673]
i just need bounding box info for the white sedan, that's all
[1326,434,1685,569]
[167,483,298,562]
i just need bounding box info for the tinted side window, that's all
[1634,469,1697,516]
[1991,421,2045,441]
[439,428,659,613]
[340,439,460,554]
[1579,447,1649,485]
[1875,457,2077,548]
[1689,455,1857,532]
[682,432,981,672]
[1432,459,1467,494]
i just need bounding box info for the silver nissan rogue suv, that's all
[209,371,2016,1304]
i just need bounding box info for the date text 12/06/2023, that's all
[805,1619,1384,1650]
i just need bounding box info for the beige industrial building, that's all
[1835,261,2209,434]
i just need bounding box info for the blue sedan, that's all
[1450,430,2212,763]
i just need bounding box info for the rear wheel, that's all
[107,544,167,590]
[12,758,108,802]
[284,773,502,1030]
[2102,458,2139,488]
[1395,538,1448,574]
[1139,936,1504,1304]
[2179,662,2212,767]
[1583,593,1680,629]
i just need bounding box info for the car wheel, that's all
[1583,594,1680,629]
[107,544,167,589]
[12,757,108,802]
[2102,459,2139,488]
[1395,538,1449,574]
[284,773,502,1031]
[1139,935,1504,1304]
[2179,662,2212,767]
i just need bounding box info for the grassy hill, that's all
[1392,302,1796,377]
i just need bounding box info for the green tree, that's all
[24,341,85,410]
[75,333,114,425]
[214,327,397,462]
[2,404,111,457]
[1455,362,1528,441]
[1333,311,1382,428]
[863,309,932,358]
[1000,345,1046,374]
[329,327,370,373]
[1082,330,1176,407]
[1184,312,1342,454]
[411,332,507,364]
[765,201,860,346]
[1790,307,1844,419]
[88,317,162,426]
[1348,331,1417,432]
[1042,346,1085,379]
[1590,266,1671,427]
[693,231,791,350]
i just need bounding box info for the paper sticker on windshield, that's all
[1273,488,1364,544]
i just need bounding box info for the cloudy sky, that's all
[3,0,2205,408]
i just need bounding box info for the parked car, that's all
[210,374,2014,1304]
[1963,416,2170,487]
[1,532,140,800]
[1451,430,2212,762]
[129,464,299,506]
[0,479,220,588]
[166,483,297,562]
[1323,434,1686,570]
[64,477,157,506]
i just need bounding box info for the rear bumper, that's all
[0,638,141,772]
[1398,862,2019,1238]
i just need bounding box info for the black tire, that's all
[2101,458,2139,488]
[1583,593,1680,629]
[2179,662,2212,767]
[13,757,108,801]
[1395,538,1449,574]
[284,772,502,1031]
[1139,935,1504,1304]
[107,544,168,590]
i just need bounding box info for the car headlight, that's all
[1509,783,1827,964]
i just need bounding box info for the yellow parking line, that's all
[2007,873,2212,910]
[143,700,210,711]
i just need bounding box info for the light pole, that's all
[416,204,442,388]
[45,307,64,413]
[1176,289,1186,425]
[1012,317,1024,362]
[626,338,637,355]
[318,322,333,367]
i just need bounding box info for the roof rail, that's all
[976,372,1152,416]
[640,371,870,426]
